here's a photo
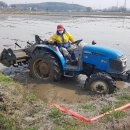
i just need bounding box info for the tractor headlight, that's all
[109,55,127,71]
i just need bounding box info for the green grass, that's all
[49,108,63,119]
[49,107,93,130]
[102,111,127,122]
[54,119,93,130]
[25,91,38,101]
[101,102,127,122]
[25,125,39,130]
[0,104,6,111]
[49,108,79,128]
[117,93,130,101]
[55,126,76,130]
[81,103,96,112]
[115,100,126,108]
[0,113,15,130]
[112,111,127,119]
[100,104,113,114]
[0,73,13,83]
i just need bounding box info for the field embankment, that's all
[0,72,130,130]
[0,9,130,18]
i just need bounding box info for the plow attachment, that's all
[0,35,48,67]
[0,48,28,67]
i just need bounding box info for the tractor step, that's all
[64,65,80,77]
[64,65,79,71]
[64,71,74,77]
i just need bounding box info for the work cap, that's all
[57,25,64,31]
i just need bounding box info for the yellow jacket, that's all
[49,31,75,44]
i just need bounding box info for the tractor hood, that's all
[83,45,123,58]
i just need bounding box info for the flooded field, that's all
[0,14,130,103]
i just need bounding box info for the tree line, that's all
[0,1,129,12]
[0,1,8,8]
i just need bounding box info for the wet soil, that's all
[2,66,97,103]
[1,66,129,104]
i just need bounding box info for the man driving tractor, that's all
[48,24,76,63]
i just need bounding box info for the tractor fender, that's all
[33,44,66,69]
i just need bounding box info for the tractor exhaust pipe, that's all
[92,40,96,45]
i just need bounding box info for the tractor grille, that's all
[109,56,127,71]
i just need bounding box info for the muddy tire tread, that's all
[28,49,62,81]
[85,72,116,94]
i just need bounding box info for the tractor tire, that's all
[28,49,62,81]
[85,72,116,94]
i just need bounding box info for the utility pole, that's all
[116,0,118,8]
[124,0,126,9]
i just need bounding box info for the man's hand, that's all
[72,39,83,45]
[48,40,57,45]
[48,40,54,44]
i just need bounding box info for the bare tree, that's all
[10,4,16,9]
[0,1,8,9]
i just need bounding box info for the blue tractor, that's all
[0,35,130,94]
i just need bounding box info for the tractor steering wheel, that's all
[72,39,83,45]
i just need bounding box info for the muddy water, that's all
[0,14,130,103]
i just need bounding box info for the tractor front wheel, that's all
[85,72,116,94]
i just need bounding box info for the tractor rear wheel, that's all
[29,49,62,81]
[85,72,116,94]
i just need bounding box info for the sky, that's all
[2,0,130,9]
